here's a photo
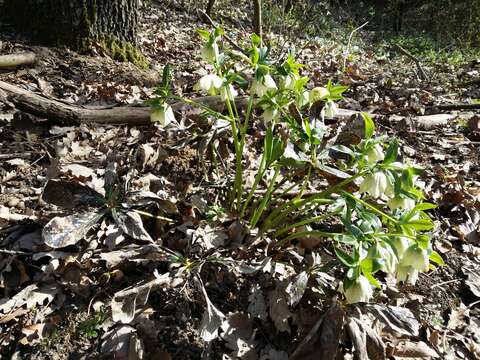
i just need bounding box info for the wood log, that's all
[0,52,36,68]
[0,80,366,126]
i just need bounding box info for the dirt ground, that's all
[1,1,480,359]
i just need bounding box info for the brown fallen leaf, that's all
[388,340,439,358]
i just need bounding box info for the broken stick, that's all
[0,52,36,69]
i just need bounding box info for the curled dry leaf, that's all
[387,340,439,358]
[42,179,105,209]
[42,211,104,248]
[363,304,420,337]
[220,313,257,359]
[285,271,309,307]
[346,317,368,360]
[113,210,153,242]
[199,280,225,342]
[268,284,293,333]
[101,325,144,360]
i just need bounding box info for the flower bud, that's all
[359,171,389,199]
[343,275,373,304]
[251,74,277,97]
[262,107,279,125]
[309,86,329,103]
[388,196,416,211]
[150,104,175,126]
[280,73,298,90]
[402,245,429,272]
[366,144,384,163]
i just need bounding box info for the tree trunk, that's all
[3,0,145,66]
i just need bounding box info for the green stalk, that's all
[250,167,280,228]
[262,172,364,232]
[273,210,339,237]
[275,230,341,248]
[341,192,398,224]
[240,152,266,218]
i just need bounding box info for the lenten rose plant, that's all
[150,27,443,304]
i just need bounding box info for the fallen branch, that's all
[427,103,480,111]
[0,52,36,69]
[392,43,427,81]
[0,80,367,125]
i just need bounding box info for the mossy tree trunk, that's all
[3,0,146,66]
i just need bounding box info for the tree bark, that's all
[253,0,263,40]
[3,0,143,64]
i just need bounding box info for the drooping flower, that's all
[377,243,398,274]
[150,104,175,126]
[366,144,385,163]
[251,74,277,97]
[220,84,238,102]
[262,107,279,125]
[323,100,338,119]
[197,74,223,94]
[309,86,329,103]
[281,73,298,90]
[200,42,219,63]
[396,264,419,285]
[296,90,310,108]
[343,275,373,304]
[359,171,389,198]
[392,236,411,258]
[402,244,429,272]
[388,196,416,211]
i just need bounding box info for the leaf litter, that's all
[0,0,480,358]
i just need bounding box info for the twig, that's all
[342,21,369,72]
[392,43,428,80]
[0,52,36,69]
[196,10,245,54]
[0,152,33,160]
[427,103,480,111]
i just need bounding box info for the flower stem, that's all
[273,210,339,238]
[275,230,341,248]
[341,192,397,223]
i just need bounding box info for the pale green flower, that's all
[200,42,219,63]
[262,107,279,125]
[309,86,329,103]
[197,74,223,94]
[343,275,373,304]
[359,172,389,198]
[281,73,298,90]
[323,100,338,119]
[251,75,277,97]
[388,196,416,211]
[220,84,237,101]
[392,236,411,258]
[366,144,385,163]
[296,90,310,108]
[378,243,398,274]
[396,264,419,285]
[150,104,175,126]
[402,245,429,272]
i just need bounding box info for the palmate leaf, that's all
[42,211,105,248]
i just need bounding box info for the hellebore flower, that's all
[309,86,329,103]
[200,42,219,63]
[343,275,373,304]
[323,100,338,119]
[377,243,398,274]
[281,73,298,90]
[388,196,416,211]
[251,74,277,97]
[197,74,223,94]
[262,107,279,125]
[150,104,175,126]
[366,144,385,163]
[396,265,419,285]
[392,236,411,258]
[402,244,429,272]
[359,171,389,199]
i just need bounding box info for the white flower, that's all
[197,74,223,93]
[402,245,429,272]
[378,243,398,274]
[309,86,329,103]
[366,144,385,163]
[262,107,279,125]
[323,100,338,119]
[388,196,416,211]
[200,42,219,63]
[251,74,277,97]
[343,275,373,304]
[281,74,298,90]
[359,171,389,198]
[396,265,419,285]
[150,104,175,126]
[220,84,238,101]
[392,236,411,258]
[296,90,310,108]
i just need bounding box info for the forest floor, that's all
[1,1,480,359]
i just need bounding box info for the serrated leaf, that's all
[383,139,399,164]
[335,248,357,267]
[429,251,445,265]
[42,211,104,248]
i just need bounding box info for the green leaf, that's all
[362,113,375,139]
[334,248,357,267]
[252,33,261,47]
[403,218,434,231]
[161,64,171,89]
[383,139,398,164]
[429,251,445,265]
[196,28,211,40]
[413,202,437,211]
[361,268,381,288]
